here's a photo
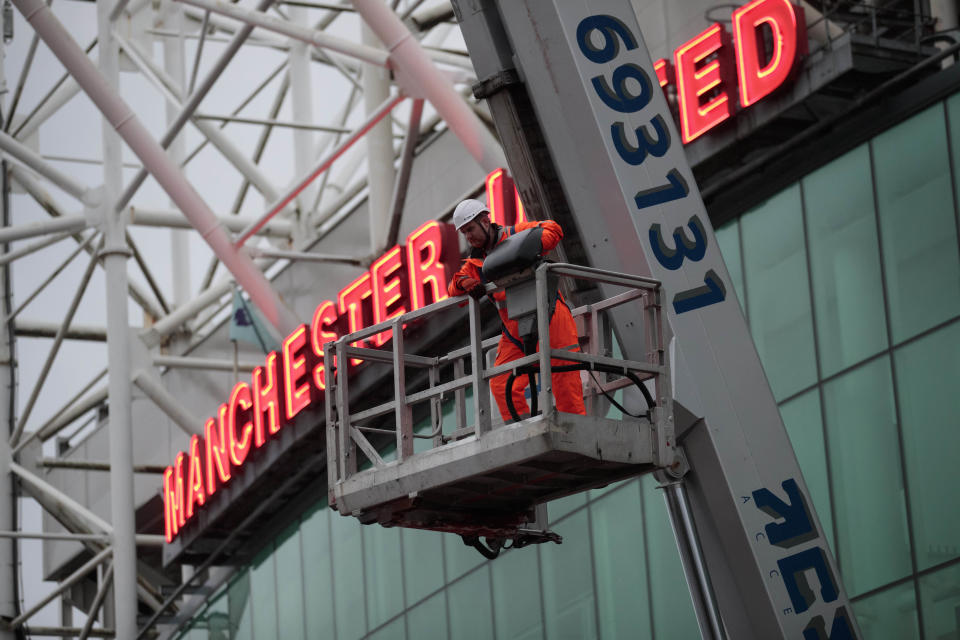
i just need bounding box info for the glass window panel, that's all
[402,528,445,605]
[274,522,306,640]
[590,483,652,640]
[852,581,919,640]
[300,502,336,639]
[589,478,630,501]
[448,566,494,640]
[444,529,485,582]
[228,570,253,640]
[920,561,960,639]
[715,219,745,311]
[823,358,911,595]
[547,492,587,523]
[894,321,960,570]
[541,510,597,640]
[874,103,960,342]
[491,547,543,640]
[368,616,407,640]
[779,390,834,552]
[199,594,229,640]
[330,508,367,640]
[364,522,405,629]
[250,545,278,639]
[945,91,960,227]
[406,590,449,640]
[640,475,700,640]
[741,184,818,400]
[803,145,889,376]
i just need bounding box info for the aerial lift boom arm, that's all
[450,1,861,638]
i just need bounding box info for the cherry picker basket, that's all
[324,262,675,546]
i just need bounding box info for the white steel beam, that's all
[353,0,505,173]
[10,546,113,628]
[234,91,405,246]
[20,626,114,638]
[289,2,317,239]
[39,459,168,474]
[0,186,16,639]
[12,76,81,142]
[0,216,87,243]
[226,69,290,221]
[0,230,74,266]
[14,0,299,334]
[78,562,114,640]
[140,279,234,347]
[173,0,390,66]
[115,0,276,213]
[128,207,293,238]
[13,320,107,341]
[11,245,99,446]
[96,0,138,633]
[132,370,204,436]
[244,246,363,264]
[0,131,94,204]
[115,31,286,207]
[362,20,396,254]
[153,354,261,371]
[193,113,352,133]
[386,97,422,247]
[10,462,112,534]
[0,531,163,545]
[28,374,107,447]
[9,164,167,321]
[9,231,98,321]
[159,0,192,309]
[6,26,41,134]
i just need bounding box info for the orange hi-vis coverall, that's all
[448,220,586,420]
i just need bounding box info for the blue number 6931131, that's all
[592,63,653,113]
[577,15,637,64]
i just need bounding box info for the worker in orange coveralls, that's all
[447,199,586,421]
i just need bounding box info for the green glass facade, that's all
[178,97,960,640]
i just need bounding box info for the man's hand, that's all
[460,277,486,300]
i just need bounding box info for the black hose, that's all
[505,362,655,423]
[527,371,538,418]
[462,535,501,559]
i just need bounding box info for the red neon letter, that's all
[282,324,318,421]
[253,351,283,444]
[515,193,528,224]
[485,168,513,226]
[185,435,206,519]
[406,221,458,311]
[653,58,674,88]
[370,246,408,347]
[675,23,736,143]
[338,272,373,365]
[228,382,254,466]
[172,451,186,529]
[485,168,528,226]
[204,411,232,496]
[310,300,339,391]
[163,466,179,542]
[733,0,806,107]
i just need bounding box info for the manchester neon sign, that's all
[655,0,807,144]
[162,169,525,543]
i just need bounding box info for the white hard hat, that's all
[452,198,489,230]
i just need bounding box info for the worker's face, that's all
[460,215,491,249]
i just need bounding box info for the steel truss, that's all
[0,0,503,636]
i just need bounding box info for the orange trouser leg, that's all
[489,305,586,421]
[548,305,586,415]
[490,336,528,421]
